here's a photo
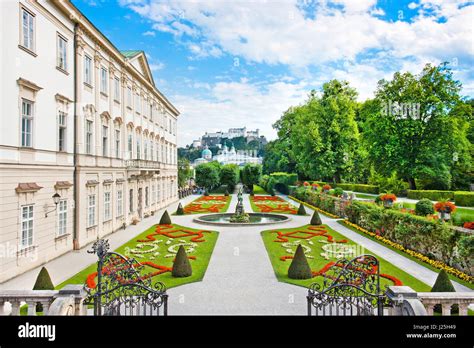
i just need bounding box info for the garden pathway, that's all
[167,193,309,315]
[285,196,473,293]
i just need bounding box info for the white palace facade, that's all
[0,0,179,283]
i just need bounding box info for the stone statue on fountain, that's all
[230,187,250,223]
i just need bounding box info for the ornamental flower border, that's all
[342,219,473,284]
[182,195,231,214]
[250,195,298,214]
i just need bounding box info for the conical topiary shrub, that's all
[297,203,307,215]
[172,245,192,277]
[310,210,322,225]
[33,267,54,312]
[176,203,184,215]
[288,244,312,279]
[431,270,457,314]
[159,210,172,225]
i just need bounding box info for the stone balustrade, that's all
[387,286,474,316]
[418,292,473,315]
[0,285,88,316]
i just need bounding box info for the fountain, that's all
[193,188,290,226]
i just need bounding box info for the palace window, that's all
[127,87,132,107]
[100,67,108,94]
[21,7,35,51]
[21,99,33,147]
[135,94,141,113]
[116,189,123,217]
[20,205,34,248]
[102,125,108,157]
[129,189,134,213]
[144,139,148,160]
[114,77,120,101]
[57,200,67,236]
[128,133,133,158]
[85,120,93,154]
[145,187,149,207]
[84,55,92,85]
[87,194,96,227]
[57,34,67,71]
[104,191,111,221]
[151,184,156,204]
[150,104,153,121]
[136,138,141,160]
[157,182,161,202]
[58,111,67,152]
[115,129,120,158]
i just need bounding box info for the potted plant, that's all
[434,201,456,221]
[311,182,320,190]
[380,193,397,208]
[322,184,331,193]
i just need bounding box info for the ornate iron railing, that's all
[84,239,168,316]
[307,254,391,316]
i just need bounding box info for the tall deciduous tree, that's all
[220,164,240,192]
[364,63,464,189]
[195,162,220,191]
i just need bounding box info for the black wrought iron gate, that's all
[307,254,390,316]
[84,239,168,316]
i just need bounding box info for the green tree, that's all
[363,63,465,189]
[195,162,221,191]
[241,163,262,189]
[288,245,312,279]
[220,164,240,192]
[172,245,192,277]
[178,158,193,188]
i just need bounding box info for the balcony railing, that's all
[125,159,161,170]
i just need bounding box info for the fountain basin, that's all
[193,213,291,226]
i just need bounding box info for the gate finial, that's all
[87,238,110,259]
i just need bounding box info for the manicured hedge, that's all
[336,183,379,194]
[407,190,454,201]
[454,192,474,207]
[262,172,298,194]
[344,201,471,274]
[292,187,472,276]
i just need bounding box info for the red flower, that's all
[463,222,474,230]
[303,181,310,186]
[322,184,332,191]
[434,201,456,213]
[380,193,397,202]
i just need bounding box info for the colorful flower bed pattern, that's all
[342,220,473,283]
[86,224,212,289]
[270,225,403,286]
[250,195,298,214]
[183,195,231,214]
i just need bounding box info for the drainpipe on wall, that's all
[73,22,80,250]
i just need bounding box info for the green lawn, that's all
[355,193,377,199]
[249,195,300,214]
[180,195,231,214]
[395,202,474,226]
[261,224,431,291]
[253,185,267,194]
[56,223,219,290]
[338,220,474,290]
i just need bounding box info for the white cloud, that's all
[172,80,309,146]
[149,62,165,71]
[142,30,156,36]
[120,0,473,68]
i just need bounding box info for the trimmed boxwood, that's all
[407,190,454,201]
[415,198,434,216]
[454,192,474,207]
[159,210,172,225]
[297,203,307,215]
[172,245,192,277]
[288,244,312,279]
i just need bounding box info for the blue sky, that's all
[72,0,474,146]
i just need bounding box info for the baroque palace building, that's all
[0,0,179,283]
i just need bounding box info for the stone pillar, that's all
[458,303,468,316]
[10,300,21,316]
[441,303,451,316]
[41,301,50,316]
[386,286,427,316]
[425,303,434,315]
[0,301,5,315]
[27,301,36,316]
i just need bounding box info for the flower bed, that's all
[341,220,473,284]
[261,224,429,290]
[182,195,231,214]
[57,224,219,290]
[250,195,298,214]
